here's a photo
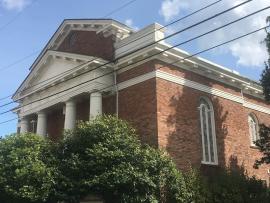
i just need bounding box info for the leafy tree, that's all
[260,17,270,101]
[255,17,270,168]
[254,124,270,168]
[0,133,58,203]
[54,116,190,203]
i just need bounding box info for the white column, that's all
[20,117,29,133]
[36,111,47,136]
[64,100,77,130]
[89,92,102,120]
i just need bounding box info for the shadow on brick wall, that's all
[158,63,230,174]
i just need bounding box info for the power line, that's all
[0,50,40,72]
[0,118,17,125]
[0,0,39,32]
[0,0,250,106]
[116,0,222,50]
[2,6,268,115]
[1,1,263,110]
[0,0,141,101]
[0,0,223,101]
[1,24,268,125]
[103,0,139,18]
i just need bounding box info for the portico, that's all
[18,91,105,136]
[14,50,114,137]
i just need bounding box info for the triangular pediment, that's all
[13,50,110,100]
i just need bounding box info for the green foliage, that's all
[0,133,58,203]
[0,117,269,203]
[254,124,270,168]
[260,17,270,101]
[182,167,270,203]
[257,17,270,168]
[183,168,210,203]
[206,168,270,203]
[54,116,189,203]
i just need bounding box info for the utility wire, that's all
[1,6,268,114]
[1,24,268,124]
[0,0,250,105]
[0,50,40,72]
[116,0,222,50]
[0,0,222,101]
[103,0,139,18]
[0,118,17,125]
[0,0,39,32]
[0,0,140,97]
[0,1,264,110]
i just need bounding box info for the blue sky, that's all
[0,0,269,136]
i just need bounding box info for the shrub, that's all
[54,116,190,203]
[0,133,58,203]
[205,167,270,203]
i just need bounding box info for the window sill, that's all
[201,161,218,166]
[250,145,259,149]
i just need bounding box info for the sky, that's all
[0,0,269,136]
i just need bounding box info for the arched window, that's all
[248,113,259,146]
[199,97,218,165]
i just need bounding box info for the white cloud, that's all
[1,0,30,11]
[159,0,269,68]
[159,0,189,22]
[124,18,139,31]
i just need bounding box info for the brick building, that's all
[13,19,270,184]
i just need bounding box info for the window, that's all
[248,113,259,146]
[199,97,218,165]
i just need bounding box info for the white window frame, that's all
[248,113,259,147]
[199,97,218,165]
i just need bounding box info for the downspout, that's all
[114,71,119,118]
[241,87,244,103]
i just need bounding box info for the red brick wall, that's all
[153,60,270,182]
[77,98,90,122]
[118,79,158,147]
[117,60,156,83]
[57,31,114,61]
[47,109,64,141]
[154,60,242,96]
[103,95,116,115]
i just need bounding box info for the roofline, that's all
[28,19,133,70]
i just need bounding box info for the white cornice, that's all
[115,43,263,99]
[16,69,270,117]
[117,70,270,115]
[13,51,111,101]
[29,19,133,71]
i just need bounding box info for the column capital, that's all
[65,99,76,107]
[90,92,102,97]
[37,111,46,116]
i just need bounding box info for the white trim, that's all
[248,113,259,147]
[117,71,156,90]
[116,70,270,115]
[115,43,263,97]
[199,97,218,165]
[156,70,244,103]
[17,69,270,117]
[243,102,270,115]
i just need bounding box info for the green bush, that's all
[54,115,190,203]
[0,116,269,203]
[182,167,270,203]
[0,133,58,203]
[206,168,270,203]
